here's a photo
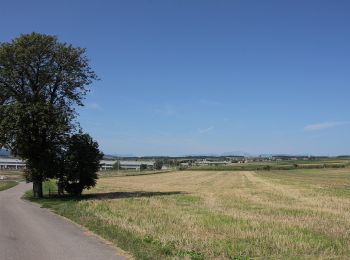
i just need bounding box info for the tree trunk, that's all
[33,181,43,198]
[58,182,64,196]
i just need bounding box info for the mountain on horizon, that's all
[220,151,252,157]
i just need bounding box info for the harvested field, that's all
[32,168,350,259]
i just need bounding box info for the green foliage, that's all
[154,159,163,170]
[0,181,18,191]
[0,33,97,197]
[140,164,147,171]
[60,133,103,196]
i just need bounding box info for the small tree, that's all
[113,161,121,170]
[61,133,103,196]
[140,164,147,171]
[154,160,163,170]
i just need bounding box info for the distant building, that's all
[99,160,155,170]
[194,160,230,166]
[0,157,156,171]
[0,158,26,170]
[120,161,154,170]
[99,160,117,170]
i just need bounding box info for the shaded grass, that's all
[26,169,350,259]
[0,180,18,191]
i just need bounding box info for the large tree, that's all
[0,33,97,198]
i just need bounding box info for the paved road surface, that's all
[0,182,127,260]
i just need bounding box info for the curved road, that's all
[0,182,127,260]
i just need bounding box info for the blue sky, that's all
[1,0,350,156]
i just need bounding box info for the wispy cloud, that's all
[199,99,222,106]
[86,102,101,110]
[153,105,178,117]
[198,126,214,134]
[304,121,348,131]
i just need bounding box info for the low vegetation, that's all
[0,180,18,191]
[28,168,350,259]
[188,159,350,171]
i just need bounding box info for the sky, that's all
[1,0,350,156]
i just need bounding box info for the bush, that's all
[140,164,147,171]
[154,160,163,170]
[60,133,103,196]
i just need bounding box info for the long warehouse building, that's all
[0,157,155,171]
[99,160,155,170]
[0,158,26,170]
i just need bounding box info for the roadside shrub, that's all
[60,133,103,196]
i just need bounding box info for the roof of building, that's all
[0,157,25,164]
[100,160,155,166]
[120,161,155,166]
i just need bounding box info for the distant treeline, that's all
[186,162,350,171]
[103,155,350,161]
[104,155,244,161]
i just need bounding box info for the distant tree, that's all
[154,160,163,170]
[140,164,147,171]
[60,133,103,196]
[112,161,121,170]
[0,33,97,198]
[262,165,271,171]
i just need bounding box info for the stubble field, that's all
[34,168,350,259]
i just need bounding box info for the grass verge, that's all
[0,180,18,191]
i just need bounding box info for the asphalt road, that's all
[0,182,127,260]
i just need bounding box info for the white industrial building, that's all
[0,158,26,170]
[121,161,155,170]
[194,160,230,166]
[0,157,155,171]
[100,160,155,171]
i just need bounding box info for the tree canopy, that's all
[154,160,164,170]
[60,133,103,196]
[0,33,98,197]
